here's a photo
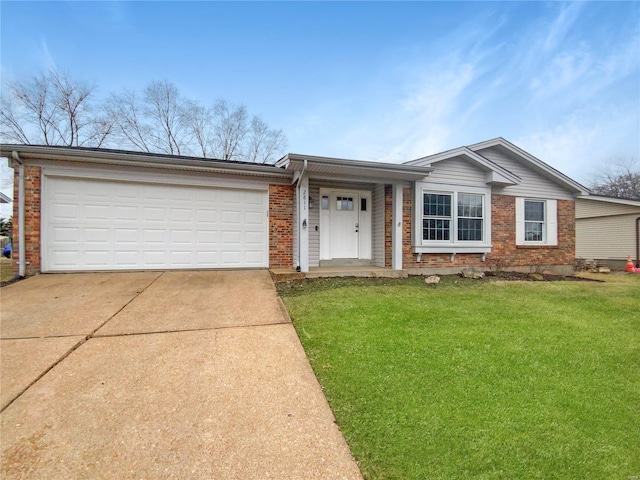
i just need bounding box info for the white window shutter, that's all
[515,197,525,245]
[546,199,558,246]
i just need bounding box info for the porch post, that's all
[298,175,310,272]
[392,182,403,270]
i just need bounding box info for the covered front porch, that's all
[275,153,433,274]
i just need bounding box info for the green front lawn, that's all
[279,274,640,479]
[0,257,14,283]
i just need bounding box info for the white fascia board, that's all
[577,195,640,207]
[284,154,433,181]
[468,137,590,195]
[1,144,292,180]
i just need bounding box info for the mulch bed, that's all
[483,271,601,282]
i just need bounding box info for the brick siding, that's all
[268,184,294,269]
[385,186,575,271]
[12,166,42,276]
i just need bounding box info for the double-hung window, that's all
[421,191,486,243]
[524,200,545,241]
[423,193,452,241]
[457,194,484,241]
[516,198,558,246]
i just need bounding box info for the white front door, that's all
[319,189,372,261]
[330,193,360,258]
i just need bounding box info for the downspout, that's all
[636,216,640,268]
[296,159,308,272]
[12,151,26,277]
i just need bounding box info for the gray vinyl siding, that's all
[309,183,321,267]
[576,214,639,260]
[415,156,487,188]
[576,199,640,219]
[476,147,574,200]
[373,184,386,267]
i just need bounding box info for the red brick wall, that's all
[385,186,576,271]
[12,166,42,276]
[489,194,575,267]
[269,184,294,269]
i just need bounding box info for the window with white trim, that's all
[423,193,451,241]
[516,198,558,246]
[458,193,484,241]
[524,200,545,241]
[422,191,485,243]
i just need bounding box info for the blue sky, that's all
[1,1,639,214]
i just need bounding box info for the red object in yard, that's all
[626,255,640,273]
[627,255,634,272]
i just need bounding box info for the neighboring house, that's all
[575,195,640,269]
[0,192,11,204]
[0,138,588,277]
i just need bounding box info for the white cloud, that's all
[39,38,57,71]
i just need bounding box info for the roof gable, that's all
[406,146,520,187]
[468,138,589,195]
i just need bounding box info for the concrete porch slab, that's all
[270,267,408,282]
[305,266,408,279]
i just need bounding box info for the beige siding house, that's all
[576,195,640,269]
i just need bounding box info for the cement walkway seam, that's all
[1,270,364,479]
[0,272,164,413]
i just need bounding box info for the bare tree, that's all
[212,100,249,161]
[0,95,30,144]
[105,90,153,152]
[183,100,214,157]
[3,71,289,162]
[590,158,640,200]
[244,116,288,164]
[144,80,190,155]
[0,69,111,147]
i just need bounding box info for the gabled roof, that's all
[277,153,433,182]
[405,146,521,187]
[468,137,589,194]
[0,192,11,204]
[0,144,292,180]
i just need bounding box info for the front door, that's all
[330,193,360,258]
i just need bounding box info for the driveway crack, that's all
[0,272,165,413]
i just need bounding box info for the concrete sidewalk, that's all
[0,271,362,479]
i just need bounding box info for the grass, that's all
[0,257,14,283]
[278,274,640,480]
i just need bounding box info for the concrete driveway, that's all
[0,271,362,479]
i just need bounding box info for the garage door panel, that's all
[51,226,81,243]
[51,251,84,268]
[84,250,112,267]
[51,203,80,220]
[142,207,167,222]
[85,227,111,244]
[196,210,219,224]
[114,205,139,222]
[44,177,268,271]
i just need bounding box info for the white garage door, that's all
[43,176,269,271]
